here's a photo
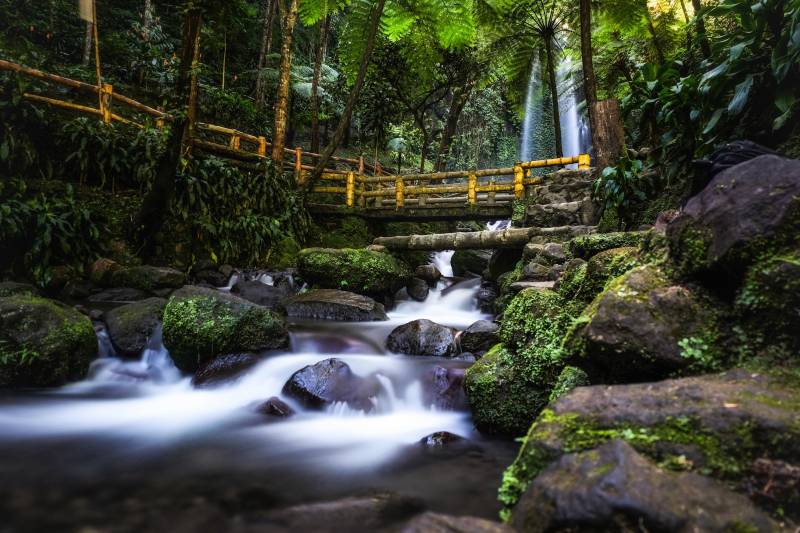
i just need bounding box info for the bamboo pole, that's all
[395,177,405,209]
[468,173,477,205]
[346,171,355,207]
[514,165,524,199]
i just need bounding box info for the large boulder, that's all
[162,286,289,372]
[297,248,412,300]
[191,353,261,388]
[110,265,186,292]
[451,249,491,277]
[466,289,576,435]
[282,358,381,411]
[231,280,288,311]
[386,319,458,356]
[104,297,166,358]
[668,155,800,283]
[564,265,720,382]
[285,289,387,321]
[459,320,500,355]
[511,440,776,532]
[0,295,97,386]
[0,282,40,297]
[87,287,150,304]
[401,512,512,533]
[498,370,800,516]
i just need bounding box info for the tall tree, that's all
[579,0,599,145]
[271,0,299,167]
[691,0,711,58]
[255,0,277,108]
[310,16,330,153]
[307,0,387,185]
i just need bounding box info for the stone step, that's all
[509,281,556,293]
[526,198,598,227]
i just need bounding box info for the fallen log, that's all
[372,225,598,250]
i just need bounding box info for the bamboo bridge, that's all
[1,59,595,223]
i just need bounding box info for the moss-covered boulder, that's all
[567,231,646,259]
[511,440,776,532]
[564,265,721,382]
[735,248,800,352]
[499,370,800,519]
[0,282,40,297]
[104,297,166,358]
[0,295,97,386]
[557,247,640,304]
[667,155,800,283]
[465,289,577,435]
[297,248,412,300]
[451,249,491,277]
[162,286,289,373]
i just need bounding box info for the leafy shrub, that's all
[592,157,657,229]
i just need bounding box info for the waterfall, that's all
[520,56,541,162]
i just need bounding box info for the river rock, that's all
[193,269,229,287]
[255,396,294,418]
[162,286,289,373]
[406,278,429,302]
[87,287,150,303]
[401,512,512,533]
[192,353,261,388]
[487,249,523,281]
[297,248,412,299]
[668,155,800,282]
[89,257,123,286]
[386,319,458,356]
[414,264,442,284]
[521,261,555,281]
[475,281,498,313]
[286,289,387,321]
[231,280,288,311]
[104,297,166,358]
[459,320,500,355]
[511,440,776,532]
[451,249,491,277]
[282,358,381,411]
[567,231,646,259]
[422,366,467,410]
[499,369,800,516]
[0,294,97,387]
[564,264,719,382]
[110,265,186,292]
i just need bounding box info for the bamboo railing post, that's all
[514,164,525,199]
[294,146,303,183]
[100,83,113,124]
[229,134,241,150]
[346,171,356,208]
[258,136,267,157]
[578,153,591,170]
[395,177,405,209]
[357,156,366,208]
[467,173,477,205]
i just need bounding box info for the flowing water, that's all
[0,253,516,530]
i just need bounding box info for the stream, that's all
[0,252,516,531]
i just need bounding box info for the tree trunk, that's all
[643,6,666,64]
[271,0,299,167]
[435,82,473,172]
[592,98,625,169]
[221,30,227,90]
[143,0,153,36]
[133,4,202,257]
[418,119,429,173]
[579,0,599,151]
[690,0,711,58]
[310,16,330,153]
[544,37,563,158]
[82,22,93,66]
[306,0,387,188]
[255,0,276,108]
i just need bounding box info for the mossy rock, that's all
[313,216,373,249]
[110,265,186,292]
[104,297,166,358]
[563,264,723,383]
[162,286,289,373]
[547,366,588,403]
[0,295,97,387]
[666,155,800,284]
[567,231,646,260]
[451,249,491,277]
[499,370,800,519]
[297,248,412,299]
[0,282,40,297]
[465,344,548,436]
[268,235,302,269]
[465,289,579,435]
[735,248,800,352]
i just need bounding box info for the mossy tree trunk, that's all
[310,16,330,154]
[271,0,299,167]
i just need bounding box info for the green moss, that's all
[297,248,412,298]
[312,216,373,249]
[556,260,587,301]
[162,294,288,372]
[269,235,302,269]
[567,231,646,259]
[548,366,589,403]
[560,247,640,304]
[499,409,776,518]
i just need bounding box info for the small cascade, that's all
[432,250,455,277]
[557,56,587,167]
[218,273,240,292]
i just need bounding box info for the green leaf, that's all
[727,75,754,115]
[703,108,724,134]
